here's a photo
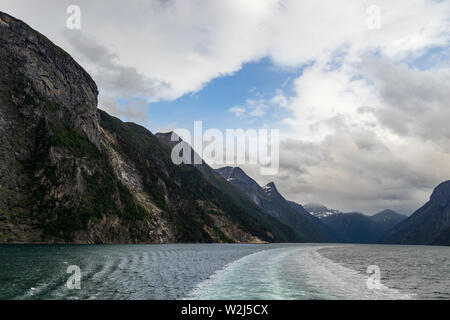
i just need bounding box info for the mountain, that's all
[381,181,450,245]
[155,133,303,242]
[369,209,407,233]
[214,167,263,205]
[216,167,329,242]
[304,204,382,243]
[287,201,344,242]
[0,11,283,244]
[304,203,406,243]
[304,203,342,219]
[319,212,385,244]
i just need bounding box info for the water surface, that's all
[0,243,449,299]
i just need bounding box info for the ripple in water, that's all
[189,245,413,300]
[0,244,449,299]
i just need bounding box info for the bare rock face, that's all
[0,12,100,146]
[0,12,101,216]
[0,12,273,244]
[0,12,170,243]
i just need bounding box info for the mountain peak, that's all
[370,209,407,231]
[304,203,328,211]
[373,209,405,218]
[430,180,450,207]
[216,166,249,181]
[304,203,342,219]
[264,181,277,189]
[231,166,247,176]
[263,181,281,196]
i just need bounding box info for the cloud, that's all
[270,89,289,108]
[247,47,450,215]
[228,106,246,117]
[228,89,290,118]
[2,0,448,101]
[238,124,449,215]
[98,96,150,125]
[363,59,450,147]
[1,0,449,214]
[64,31,171,101]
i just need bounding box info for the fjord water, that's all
[0,244,449,300]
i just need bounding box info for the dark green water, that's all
[0,243,283,299]
[1,243,449,300]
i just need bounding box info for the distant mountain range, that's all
[304,204,407,243]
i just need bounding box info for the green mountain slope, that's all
[155,132,303,242]
[0,11,278,244]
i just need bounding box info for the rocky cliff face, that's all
[0,12,272,244]
[0,12,166,243]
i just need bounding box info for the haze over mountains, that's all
[0,11,449,246]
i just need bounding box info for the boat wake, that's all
[188,245,413,300]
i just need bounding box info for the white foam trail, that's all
[298,246,414,300]
[186,248,273,300]
[188,245,413,300]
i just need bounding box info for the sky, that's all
[1,0,449,215]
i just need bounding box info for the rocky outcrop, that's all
[0,12,274,244]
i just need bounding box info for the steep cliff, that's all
[0,12,275,244]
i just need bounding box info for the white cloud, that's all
[270,89,289,108]
[2,0,448,101]
[228,106,246,117]
[98,96,150,126]
[1,0,449,214]
[363,59,450,146]
[228,89,290,118]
